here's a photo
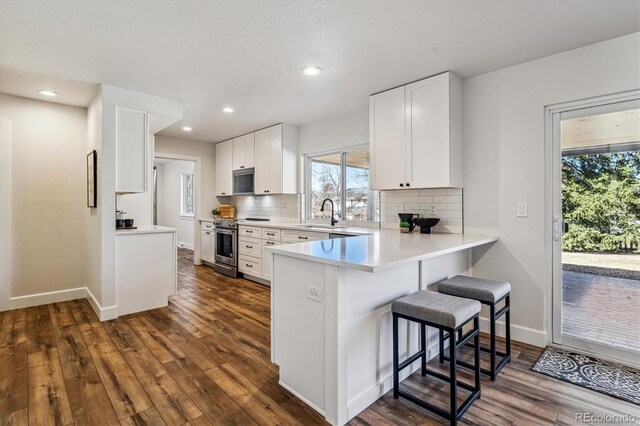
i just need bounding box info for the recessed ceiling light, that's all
[182,126,193,132]
[37,90,59,97]
[222,107,234,113]
[302,66,322,76]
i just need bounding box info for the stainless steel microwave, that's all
[233,168,254,195]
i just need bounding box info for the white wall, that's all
[155,135,217,219]
[463,33,640,346]
[298,108,369,155]
[156,159,195,248]
[0,94,88,297]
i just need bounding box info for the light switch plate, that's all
[517,202,528,218]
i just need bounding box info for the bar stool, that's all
[392,290,481,425]
[437,275,511,381]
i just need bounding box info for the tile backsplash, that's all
[217,194,302,222]
[379,188,463,234]
[218,188,463,234]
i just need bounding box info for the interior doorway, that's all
[549,93,640,366]
[154,152,202,266]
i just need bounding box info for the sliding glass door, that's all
[550,94,640,366]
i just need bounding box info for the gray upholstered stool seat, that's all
[437,275,511,304]
[392,290,480,328]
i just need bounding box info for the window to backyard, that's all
[307,148,378,223]
[181,172,194,217]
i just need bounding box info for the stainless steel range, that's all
[213,219,238,277]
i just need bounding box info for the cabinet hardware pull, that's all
[246,230,253,233]
[246,245,253,248]
[240,166,244,168]
[267,242,274,245]
[399,183,403,187]
[298,236,308,239]
[406,183,410,187]
[245,264,252,267]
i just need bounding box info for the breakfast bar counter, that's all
[266,230,497,425]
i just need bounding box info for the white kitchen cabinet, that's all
[261,239,280,281]
[215,139,233,196]
[232,133,255,170]
[370,71,462,190]
[254,124,298,194]
[116,106,148,193]
[201,229,215,263]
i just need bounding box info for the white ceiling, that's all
[1,1,638,143]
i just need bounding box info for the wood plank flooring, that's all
[0,249,638,425]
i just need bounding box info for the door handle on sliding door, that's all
[553,215,562,241]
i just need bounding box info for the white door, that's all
[116,107,148,193]
[233,133,255,170]
[550,93,640,366]
[215,140,233,196]
[262,240,279,282]
[201,231,214,262]
[406,73,450,188]
[370,86,407,190]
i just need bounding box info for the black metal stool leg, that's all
[473,317,481,394]
[449,327,457,426]
[421,324,427,376]
[393,314,399,399]
[490,303,496,381]
[439,329,445,363]
[505,295,511,363]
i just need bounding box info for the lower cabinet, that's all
[238,225,329,283]
[201,221,215,263]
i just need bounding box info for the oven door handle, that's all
[215,229,237,235]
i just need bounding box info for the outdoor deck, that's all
[562,270,640,353]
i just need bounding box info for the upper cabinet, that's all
[254,124,298,194]
[215,139,233,196]
[116,106,148,193]
[370,71,462,190]
[232,133,255,170]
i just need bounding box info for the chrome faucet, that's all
[320,198,338,227]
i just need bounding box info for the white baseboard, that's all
[85,287,118,321]
[177,242,194,250]
[8,287,87,310]
[3,286,118,321]
[479,316,547,348]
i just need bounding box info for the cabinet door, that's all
[369,87,407,190]
[116,106,148,193]
[232,133,254,170]
[261,240,280,281]
[267,125,283,194]
[254,128,271,194]
[215,140,233,196]
[406,73,451,188]
[201,231,214,262]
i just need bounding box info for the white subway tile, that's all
[446,188,463,195]
[419,189,447,196]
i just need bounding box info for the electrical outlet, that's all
[307,286,322,303]
[517,202,528,218]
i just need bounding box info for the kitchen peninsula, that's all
[267,231,497,425]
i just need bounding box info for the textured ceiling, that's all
[1,1,638,143]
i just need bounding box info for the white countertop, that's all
[115,225,177,235]
[266,229,497,272]
[236,220,375,236]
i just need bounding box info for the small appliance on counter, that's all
[398,213,419,233]
[414,217,440,234]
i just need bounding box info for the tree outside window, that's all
[308,149,378,222]
[181,172,194,217]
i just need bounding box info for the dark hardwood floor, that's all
[0,249,637,425]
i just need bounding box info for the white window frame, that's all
[180,172,195,219]
[305,144,379,227]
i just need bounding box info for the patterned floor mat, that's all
[532,346,640,405]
